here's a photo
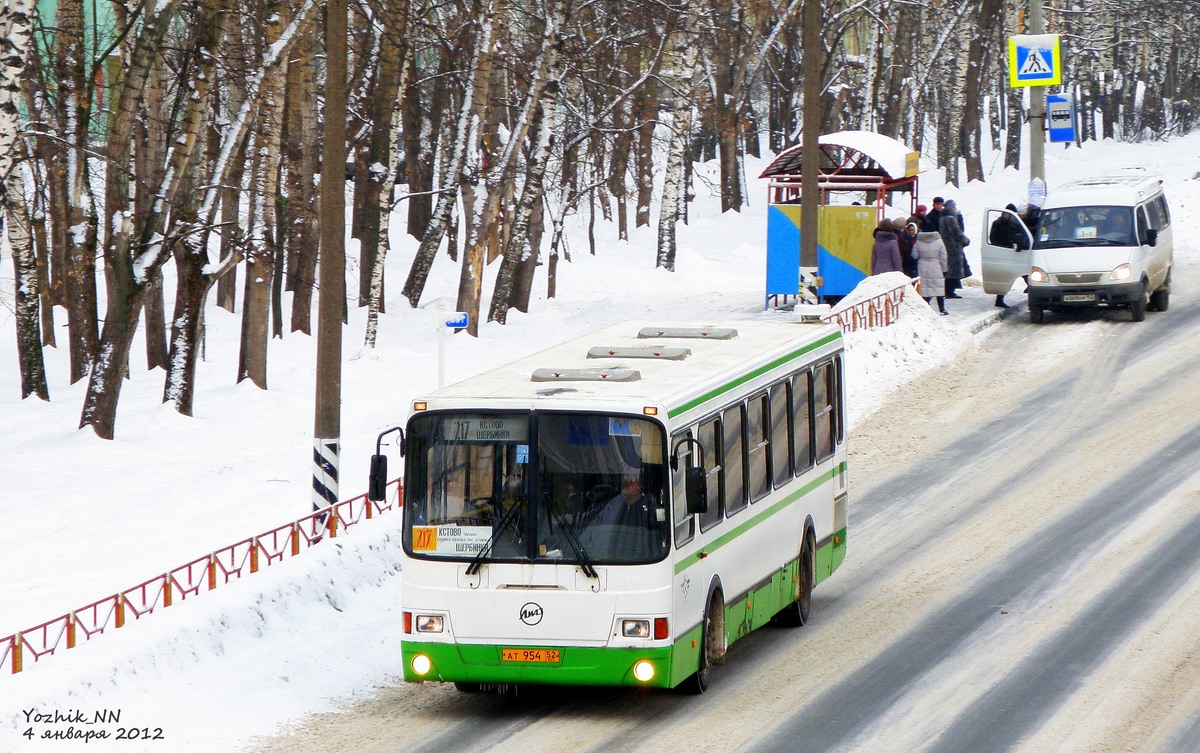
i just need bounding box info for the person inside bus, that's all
[594,473,653,528]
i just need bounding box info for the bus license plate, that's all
[501,648,561,663]
[1062,293,1096,302]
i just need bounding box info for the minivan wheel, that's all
[1029,303,1045,324]
[1149,286,1170,312]
[1131,287,1147,322]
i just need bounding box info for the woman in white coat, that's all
[912,231,949,315]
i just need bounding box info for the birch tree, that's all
[163,0,319,416]
[401,0,495,309]
[657,12,701,270]
[2,0,48,399]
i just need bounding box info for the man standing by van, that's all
[938,199,971,298]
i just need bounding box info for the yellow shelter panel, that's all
[819,206,876,277]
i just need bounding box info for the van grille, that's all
[1054,272,1103,285]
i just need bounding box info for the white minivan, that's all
[980,175,1173,322]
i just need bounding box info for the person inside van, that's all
[1101,210,1135,244]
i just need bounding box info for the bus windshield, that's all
[1034,205,1136,248]
[404,411,670,565]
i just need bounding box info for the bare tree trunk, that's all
[164,0,319,416]
[963,0,1002,183]
[79,0,184,438]
[135,56,170,371]
[284,19,319,333]
[459,0,564,336]
[401,0,495,308]
[216,73,245,312]
[488,52,561,325]
[237,4,289,388]
[57,0,99,383]
[634,82,656,228]
[364,0,413,348]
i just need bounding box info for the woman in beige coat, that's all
[912,231,949,315]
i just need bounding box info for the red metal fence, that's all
[822,278,918,333]
[1,479,403,675]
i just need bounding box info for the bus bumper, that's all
[401,640,679,688]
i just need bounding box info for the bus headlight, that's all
[411,654,433,676]
[1029,266,1049,283]
[1110,263,1133,281]
[633,660,656,682]
[415,614,444,633]
[622,619,651,638]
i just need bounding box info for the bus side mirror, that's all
[685,467,708,515]
[1145,228,1158,247]
[368,454,388,501]
[368,426,405,501]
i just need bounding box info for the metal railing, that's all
[1,479,403,675]
[822,278,918,333]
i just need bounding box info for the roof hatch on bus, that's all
[636,327,738,340]
[587,346,692,360]
[531,367,642,382]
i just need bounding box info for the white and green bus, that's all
[368,320,848,693]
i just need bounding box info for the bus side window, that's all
[746,393,770,502]
[671,429,696,546]
[698,418,723,532]
[833,355,845,445]
[724,404,747,516]
[793,370,814,474]
[769,381,792,488]
[814,362,834,462]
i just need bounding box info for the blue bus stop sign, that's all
[446,312,469,329]
[1047,93,1076,143]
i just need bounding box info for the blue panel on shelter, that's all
[766,205,801,296]
[817,248,866,297]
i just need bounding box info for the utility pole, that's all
[1028,0,1046,183]
[314,0,347,511]
[800,0,822,276]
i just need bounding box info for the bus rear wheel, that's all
[681,591,725,694]
[776,534,814,627]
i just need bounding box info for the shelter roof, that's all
[759,130,919,181]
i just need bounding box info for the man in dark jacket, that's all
[922,197,945,232]
[938,199,970,298]
[987,204,1031,308]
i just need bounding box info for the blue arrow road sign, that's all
[445,312,469,329]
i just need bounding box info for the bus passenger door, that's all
[980,208,1034,295]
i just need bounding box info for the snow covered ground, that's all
[2,133,1198,751]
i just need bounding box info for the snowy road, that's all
[253,265,1200,753]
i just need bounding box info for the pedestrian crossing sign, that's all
[1008,34,1062,87]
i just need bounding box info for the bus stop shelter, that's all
[759,131,920,304]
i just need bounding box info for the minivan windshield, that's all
[1034,205,1135,249]
[403,411,670,566]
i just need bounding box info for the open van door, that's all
[980,208,1035,295]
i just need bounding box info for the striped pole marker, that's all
[313,438,340,511]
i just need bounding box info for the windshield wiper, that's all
[549,507,598,579]
[465,499,523,575]
[1037,239,1087,248]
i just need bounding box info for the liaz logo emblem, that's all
[519,602,544,626]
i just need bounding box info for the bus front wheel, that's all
[681,591,725,694]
